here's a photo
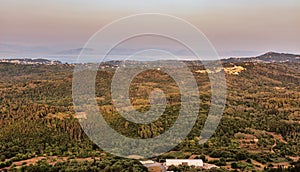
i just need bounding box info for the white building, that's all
[166,159,203,167]
[139,160,155,165]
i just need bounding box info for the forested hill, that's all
[222,52,300,63]
[0,61,299,171]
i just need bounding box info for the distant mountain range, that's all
[1,42,299,63]
[0,43,55,55]
[222,52,300,63]
[54,48,94,55]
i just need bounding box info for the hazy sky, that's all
[1,0,300,56]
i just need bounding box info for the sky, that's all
[1,0,300,58]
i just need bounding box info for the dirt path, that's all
[267,132,287,144]
[267,131,287,153]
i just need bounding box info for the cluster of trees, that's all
[6,157,147,172]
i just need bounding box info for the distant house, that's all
[166,159,203,167]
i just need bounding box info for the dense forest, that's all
[0,60,299,171]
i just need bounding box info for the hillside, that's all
[222,52,300,63]
[0,60,299,171]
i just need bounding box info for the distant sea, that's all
[0,55,221,64]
